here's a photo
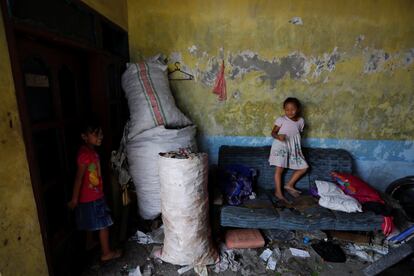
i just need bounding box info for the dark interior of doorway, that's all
[1,0,131,275]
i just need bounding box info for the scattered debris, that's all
[177,265,193,275]
[213,244,242,273]
[344,243,388,262]
[266,254,278,270]
[142,261,154,276]
[289,247,310,258]
[328,230,371,244]
[128,265,142,276]
[260,247,281,271]
[295,230,327,241]
[150,245,162,261]
[262,229,295,241]
[311,240,346,263]
[194,265,208,276]
[130,225,164,244]
[259,248,273,262]
[159,148,196,159]
[289,16,303,25]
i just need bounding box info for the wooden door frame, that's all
[0,2,54,274]
[1,1,128,274]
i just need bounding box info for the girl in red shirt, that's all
[68,120,121,263]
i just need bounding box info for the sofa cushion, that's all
[220,204,383,231]
[218,146,310,190]
[218,146,354,191]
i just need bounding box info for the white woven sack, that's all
[159,153,217,266]
[122,61,192,140]
[126,125,197,220]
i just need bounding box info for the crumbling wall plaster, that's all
[127,0,414,187]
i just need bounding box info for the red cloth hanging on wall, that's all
[213,60,227,101]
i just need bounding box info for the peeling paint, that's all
[289,17,303,25]
[402,48,414,66]
[232,89,241,100]
[229,51,307,88]
[354,35,365,48]
[364,49,388,73]
[169,51,182,64]
[310,47,341,78]
[200,58,220,86]
[188,45,197,55]
[129,0,414,141]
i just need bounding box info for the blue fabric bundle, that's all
[219,164,257,206]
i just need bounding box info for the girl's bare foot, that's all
[284,186,301,198]
[101,249,122,263]
[275,193,290,204]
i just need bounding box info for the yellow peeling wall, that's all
[82,0,128,30]
[0,10,48,276]
[127,0,414,140]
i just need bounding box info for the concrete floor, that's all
[81,198,413,275]
[81,237,386,276]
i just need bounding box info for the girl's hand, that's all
[68,199,78,210]
[277,134,286,141]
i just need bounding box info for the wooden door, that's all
[16,34,91,275]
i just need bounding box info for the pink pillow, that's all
[330,172,384,204]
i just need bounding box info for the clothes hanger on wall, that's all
[168,62,194,81]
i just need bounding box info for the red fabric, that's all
[213,61,227,101]
[77,146,104,203]
[331,172,384,203]
[331,172,393,235]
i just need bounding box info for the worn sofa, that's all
[218,146,383,231]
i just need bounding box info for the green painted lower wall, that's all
[0,9,48,276]
[127,0,414,140]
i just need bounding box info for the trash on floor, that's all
[194,265,208,276]
[141,261,154,276]
[128,265,142,276]
[344,243,388,262]
[295,229,327,242]
[177,265,193,275]
[259,247,281,271]
[213,244,242,273]
[225,229,265,249]
[149,245,162,261]
[130,225,164,244]
[259,248,273,261]
[262,229,295,241]
[311,240,346,263]
[328,230,371,244]
[289,247,311,258]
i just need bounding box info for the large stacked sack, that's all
[158,152,217,266]
[122,57,196,220]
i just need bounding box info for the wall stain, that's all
[229,51,307,88]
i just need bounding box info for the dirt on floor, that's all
[81,227,409,276]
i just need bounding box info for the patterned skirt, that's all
[268,133,308,169]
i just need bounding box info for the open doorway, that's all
[16,33,92,275]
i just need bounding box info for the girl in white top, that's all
[269,97,308,203]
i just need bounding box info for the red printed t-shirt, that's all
[77,145,104,203]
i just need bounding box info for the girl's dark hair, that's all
[283,97,302,110]
[80,118,101,134]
